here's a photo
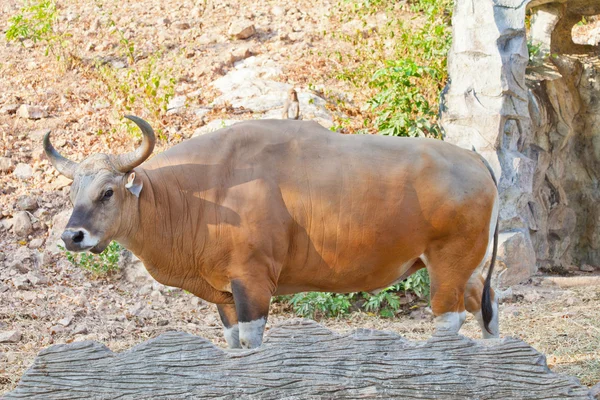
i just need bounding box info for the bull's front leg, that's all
[230,277,274,349]
[216,303,240,349]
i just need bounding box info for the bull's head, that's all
[44,116,155,253]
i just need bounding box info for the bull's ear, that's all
[125,172,143,198]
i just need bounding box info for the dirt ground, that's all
[1,0,600,395]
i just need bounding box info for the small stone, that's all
[28,129,50,141]
[228,19,256,40]
[166,95,186,114]
[50,175,72,190]
[57,315,73,327]
[580,264,596,272]
[173,21,190,30]
[157,319,169,326]
[12,211,33,237]
[12,275,30,290]
[150,290,166,303]
[28,238,44,249]
[17,104,47,119]
[72,325,88,335]
[157,17,171,26]
[0,284,9,293]
[13,163,34,180]
[271,5,285,16]
[49,325,66,335]
[0,330,22,343]
[8,260,29,274]
[0,104,19,115]
[1,218,14,231]
[27,271,48,286]
[138,284,152,295]
[16,195,38,211]
[127,302,145,317]
[0,157,14,173]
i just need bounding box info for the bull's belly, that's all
[274,257,420,295]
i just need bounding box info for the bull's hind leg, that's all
[465,272,499,338]
[424,238,488,335]
[217,303,241,348]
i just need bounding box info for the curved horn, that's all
[43,132,77,179]
[114,115,156,172]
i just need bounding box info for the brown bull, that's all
[45,116,499,348]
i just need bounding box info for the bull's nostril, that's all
[72,231,84,243]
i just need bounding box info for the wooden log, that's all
[5,319,593,399]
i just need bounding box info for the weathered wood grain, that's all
[5,319,593,399]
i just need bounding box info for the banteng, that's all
[46,116,499,349]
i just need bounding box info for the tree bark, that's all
[5,320,593,399]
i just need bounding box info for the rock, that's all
[12,211,33,237]
[173,21,190,30]
[28,238,44,249]
[580,264,596,272]
[271,5,285,16]
[121,252,154,285]
[166,95,186,114]
[17,104,47,119]
[13,163,34,180]
[228,19,256,39]
[28,128,50,141]
[49,325,66,335]
[150,290,166,303]
[16,195,38,211]
[0,330,22,343]
[1,218,14,231]
[57,316,73,327]
[0,104,19,114]
[496,231,537,287]
[47,209,72,254]
[229,46,253,64]
[50,175,73,190]
[12,275,30,290]
[0,157,14,173]
[8,260,29,274]
[72,325,88,335]
[138,284,152,296]
[157,17,170,26]
[157,320,169,326]
[27,271,48,286]
[0,284,8,293]
[198,32,226,45]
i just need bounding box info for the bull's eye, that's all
[104,189,114,199]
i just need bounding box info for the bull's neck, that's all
[116,168,168,263]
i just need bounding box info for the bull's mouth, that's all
[89,243,108,254]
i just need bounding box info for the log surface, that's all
[5,319,593,399]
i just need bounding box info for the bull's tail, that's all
[473,147,499,334]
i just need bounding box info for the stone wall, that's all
[441,0,600,286]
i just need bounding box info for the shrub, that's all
[60,241,123,276]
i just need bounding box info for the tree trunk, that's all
[5,320,593,399]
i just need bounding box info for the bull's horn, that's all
[114,115,156,172]
[43,132,77,179]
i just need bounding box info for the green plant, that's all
[288,292,354,319]
[5,0,65,59]
[362,287,401,318]
[527,40,550,67]
[330,0,452,137]
[281,269,431,319]
[59,241,123,276]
